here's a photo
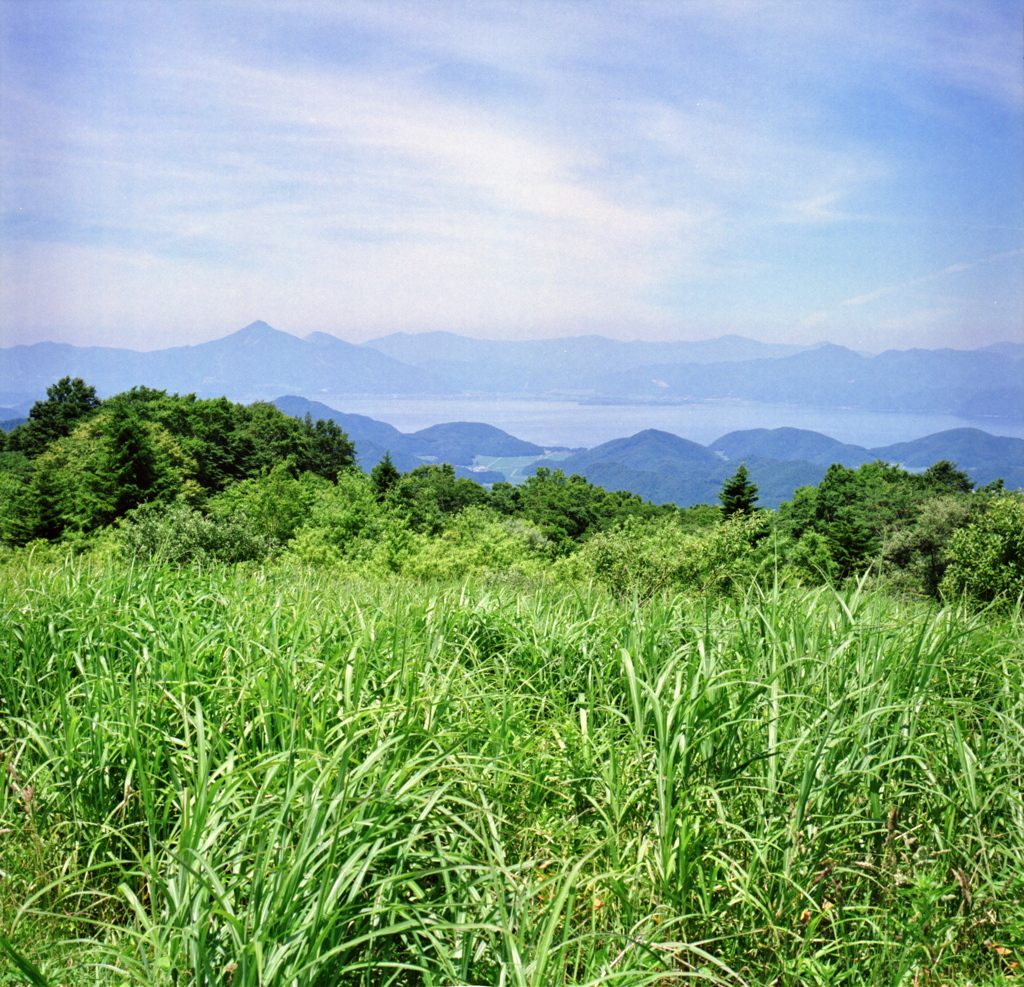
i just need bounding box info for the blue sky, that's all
[1,0,1021,352]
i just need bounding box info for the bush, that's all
[281,471,390,570]
[399,507,548,583]
[939,497,1024,607]
[881,495,977,597]
[560,512,769,600]
[207,463,326,543]
[117,502,275,565]
[781,528,839,585]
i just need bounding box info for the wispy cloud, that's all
[1,0,1021,349]
[842,249,1024,307]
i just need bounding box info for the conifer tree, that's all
[719,463,759,517]
[106,403,164,518]
[371,452,401,500]
[922,459,973,493]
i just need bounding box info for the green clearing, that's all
[2,562,1022,986]
[473,453,571,484]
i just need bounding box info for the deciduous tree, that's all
[9,377,101,458]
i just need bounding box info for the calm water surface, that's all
[323,397,1024,450]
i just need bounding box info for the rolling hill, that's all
[575,458,828,510]
[272,396,541,482]
[274,395,1023,506]
[539,429,718,475]
[709,428,876,467]
[869,428,1024,470]
[710,426,1024,490]
[527,425,1023,507]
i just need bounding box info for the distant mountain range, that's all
[272,397,1024,509]
[360,331,814,395]
[3,320,1020,420]
[0,322,456,405]
[594,343,1024,418]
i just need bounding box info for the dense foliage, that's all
[1,566,1022,986]
[2,379,1022,608]
[0,380,357,545]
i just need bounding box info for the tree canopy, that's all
[0,383,356,542]
[3,377,1021,608]
[7,376,102,458]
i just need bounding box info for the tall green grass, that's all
[1,562,1022,985]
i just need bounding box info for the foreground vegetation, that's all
[2,379,1023,984]
[2,561,1023,986]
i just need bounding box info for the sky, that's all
[1,0,1022,353]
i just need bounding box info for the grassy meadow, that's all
[1,561,1022,986]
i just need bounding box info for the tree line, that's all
[1,377,1021,605]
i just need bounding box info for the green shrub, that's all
[560,511,769,599]
[399,506,548,582]
[781,528,839,584]
[117,502,275,564]
[881,495,977,596]
[207,462,326,543]
[939,496,1024,606]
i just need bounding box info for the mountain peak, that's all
[209,321,305,350]
[235,320,283,337]
[586,428,719,464]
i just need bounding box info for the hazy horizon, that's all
[4,317,1023,357]
[2,2,1022,354]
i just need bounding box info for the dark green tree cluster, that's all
[388,463,492,535]
[0,378,356,544]
[364,462,673,552]
[494,466,674,554]
[777,458,1016,596]
[5,376,102,458]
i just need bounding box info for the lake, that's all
[321,396,1024,450]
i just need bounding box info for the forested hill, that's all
[272,395,545,478]
[710,425,1024,472]
[271,395,1024,509]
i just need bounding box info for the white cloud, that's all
[2,0,1021,349]
[4,36,722,342]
